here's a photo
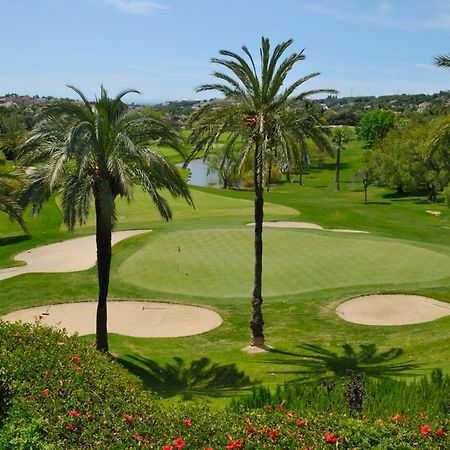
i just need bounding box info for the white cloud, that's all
[105,0,165,15]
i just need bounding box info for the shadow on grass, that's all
[0,235,31,247]
[264,343,421,382]
[118,355,256,400]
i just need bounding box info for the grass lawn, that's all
[1,135,450,407]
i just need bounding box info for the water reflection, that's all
[181,159,220,187]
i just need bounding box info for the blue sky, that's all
[0,0,448,103]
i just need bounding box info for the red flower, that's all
[124,414,133,423]
[246,426,255,433]
[132,433,141,441]
[71,355,81,364]
[435,429,446,436]
[226,439,244,449]
[66,422,75,431]
[420,424,431,436]
[173,437,186,448]
[184,418,192,427]
[69,411,80,417]
[41,389,48,398]
[296,420,307,427]
[204,448,214,450]
[391,413,401,423]
[269,429,279,440]
[163,446,173,450]
[325,432,338,443]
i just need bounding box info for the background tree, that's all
[205,136,243,189]
[19,86,192,352]
[189,37,335,347]
[0,154,27,233]
[332,126,350,191]
[356,109,397,147]
[356,151,377,203]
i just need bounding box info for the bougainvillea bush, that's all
[0,321,448,449]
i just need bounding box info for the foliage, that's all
[356,109,398,147]
[1,321,449,449]
[18,86,192,351]
[355,150,378,202]
[189,37,334,346]
[0,160,27,233]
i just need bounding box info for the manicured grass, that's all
[118,228,450,299]
[1,134,450,407]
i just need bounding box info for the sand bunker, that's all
[336,294,450,326]
[1,301,222,338]
[0,230,149,281]
[247,221,368,233]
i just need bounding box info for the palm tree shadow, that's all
[0,234,31,247]
[118,355,256,400]
[265,343,422,382]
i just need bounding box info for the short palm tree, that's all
[189,37,335,347]
[332,127,350,191]
[19,86,192,352]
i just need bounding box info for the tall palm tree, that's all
[0,164,27,233]
[19,86,192,352]
[189,37,335,347]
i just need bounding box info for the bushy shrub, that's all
[1,321,448,449]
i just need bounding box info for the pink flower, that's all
[69,411,80,417]
[296,420,307,427]
[391,413,401,423]
[132,433,141,441]
[66,422,75,431]
[41,389,48,398]
[325,432,338,443]
[420,424,431,436]
[124,414,133,423]
[163,446,173,450]
[184,418,192,427]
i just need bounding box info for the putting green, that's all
[118,228,450,299]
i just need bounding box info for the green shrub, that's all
[0,321,448,449]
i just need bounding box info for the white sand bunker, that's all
[0,230,149,281]
[337,294,450,326]
[247,221,368,234]
[1,301,223,338]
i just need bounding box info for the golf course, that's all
[1,135,450,408]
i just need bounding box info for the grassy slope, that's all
[1,136,450,407]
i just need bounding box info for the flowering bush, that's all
[0,321,448,449]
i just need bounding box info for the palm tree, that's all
[0,163,27,233]
[19,86,192,352]
[434,54,450,68]
[189,38,335,347]
[429,53,450,163]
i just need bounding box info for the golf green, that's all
[118,228,450,299]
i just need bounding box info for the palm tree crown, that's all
[189,37,336,347]
[20,86,192,351]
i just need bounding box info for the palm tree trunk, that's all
[250,144,265,347]
[335,146,341,191]
[94,186,112,352]
[267,163,272,192]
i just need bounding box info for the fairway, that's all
[118,228,450,299]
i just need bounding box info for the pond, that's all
[181,159,220,187]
